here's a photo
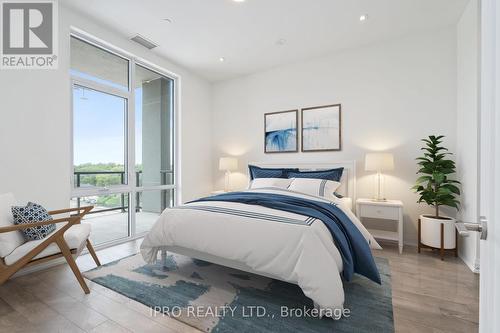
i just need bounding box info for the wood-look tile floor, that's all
[0,240,479,333]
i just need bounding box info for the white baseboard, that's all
[459,252,480,273]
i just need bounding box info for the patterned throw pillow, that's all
[248,165,299,180]
[11,202,56,241]
[287,167,344,182]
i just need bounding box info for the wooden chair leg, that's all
[0,269,13,286]
[86,240,101,267]
[56,238,90,294]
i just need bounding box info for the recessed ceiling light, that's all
[219,57,225,62]
[276,38,287,46]
[233,0,246,2]
[359,14,368,22]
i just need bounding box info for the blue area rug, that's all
[84,253,393,332]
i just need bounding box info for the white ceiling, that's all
[61,0,469,82]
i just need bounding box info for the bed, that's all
[140,162,381,317]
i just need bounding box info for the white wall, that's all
[0,3,477,257]
[0,5,213,209]
[212,27,458,245]
[456,0,480,272]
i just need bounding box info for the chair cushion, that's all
[0,193,25,258]
[4,223,91,266]
[11,202,56,241]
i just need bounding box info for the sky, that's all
[72,78,143,166]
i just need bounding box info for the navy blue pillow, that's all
[287,167,344,182]
[11,202,56,241]
[248,165,299,180]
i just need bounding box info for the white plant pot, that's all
[420,214,456,249]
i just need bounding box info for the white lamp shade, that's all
[365,153,394,172]
[219,157,238,171]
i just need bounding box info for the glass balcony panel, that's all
[136,189,173,234]
[71,193,129,245]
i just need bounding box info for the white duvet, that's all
[140,188,380,314]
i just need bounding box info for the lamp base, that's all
[224,171,231,192]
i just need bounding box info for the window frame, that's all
[69,30,180,247]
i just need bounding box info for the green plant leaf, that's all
[414,135,460,210]
[415,175,432,184]
[433,172,445,184]
[441,184,460,195]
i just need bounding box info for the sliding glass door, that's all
[70,35,176,246]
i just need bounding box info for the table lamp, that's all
[219,157,238,192]
[365,153,394,201]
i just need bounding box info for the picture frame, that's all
[301,104,342,152]
[264,110,299,153]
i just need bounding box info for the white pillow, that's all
[0,193,25,258]
[288,178,341,200]
[249,178,293,189]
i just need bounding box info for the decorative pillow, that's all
[11,202,56,241]
[288,178,341,200]
[248,165,299,180]
[287,167,344,182]
[249,178,293,189]
[0,193,25,257]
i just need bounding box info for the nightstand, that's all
[356,198,404,254]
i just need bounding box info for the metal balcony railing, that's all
[74,170,173,214]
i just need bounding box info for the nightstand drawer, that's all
[359,204,399,220]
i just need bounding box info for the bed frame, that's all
[160,161,357,283]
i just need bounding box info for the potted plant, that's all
[412,135,461,249]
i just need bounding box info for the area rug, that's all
[84,253,393,332]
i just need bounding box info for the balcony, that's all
[72,170,173,245]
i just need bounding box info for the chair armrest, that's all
[0,216,79,234]
[48,206,94,216]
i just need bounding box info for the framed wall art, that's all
[301,104,341,152]
[264,110,298,153]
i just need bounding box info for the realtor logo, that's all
[1,0,58,69]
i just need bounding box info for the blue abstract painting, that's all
[265,110,298,153]
[302,104,341,151]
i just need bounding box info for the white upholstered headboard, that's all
[249,161,357,200]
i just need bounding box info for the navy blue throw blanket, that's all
[190,192,381,284]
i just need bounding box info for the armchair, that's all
[0,193,101,294]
